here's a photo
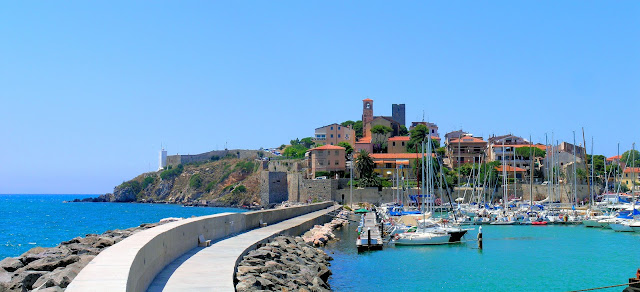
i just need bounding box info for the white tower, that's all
[158,148,167,171]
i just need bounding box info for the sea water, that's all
[0,194,245,259]
[324,219,640,291]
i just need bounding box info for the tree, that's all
[337,141,354,160]
[399,125,409,136]
[342,120,363,138]
[407,125,440,153]
[282,144,308,158]
[356,150,378,187]
[371,125,392,153]
[621,149,640,167]
[515,147,546,159]
[300,137,314,148]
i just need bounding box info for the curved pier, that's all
[66,202,336,292]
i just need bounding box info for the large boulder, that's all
[31,261,83,289]
[3,270,46,292]
[0,258,23,273]
[26,255,80,272]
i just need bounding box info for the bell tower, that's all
[362,98,373,138]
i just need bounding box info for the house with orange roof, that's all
[488,144,547,170]
[355,136,373,154]
[307,144,346,178]
[446,136,487,168]
[369,153,433,179]
[495,165,528,180]
[607,155,622,166]
[387,136,410,153]
[312,123,355,146]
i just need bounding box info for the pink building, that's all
[307,145,346,178]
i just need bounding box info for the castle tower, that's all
[158,148,167,171]
[392,104,405,127]
[362,98,373,138]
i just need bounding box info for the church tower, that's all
[362,98,373,138]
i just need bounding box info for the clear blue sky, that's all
[1,1,638,194]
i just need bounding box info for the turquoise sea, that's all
[324,219,640,292]
[0,194,245,260]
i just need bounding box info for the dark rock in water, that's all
[4,270,45,291]
[92,237,115,249]
[25,255,80,272]
[0,258,23,273]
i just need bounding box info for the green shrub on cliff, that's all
[234,161,256,173]
[142,176,155,189]
[160,164,183,180]
[189,174,202,189]
[232,185,247,194]
[204,181,216,192]
[119,180,142,195]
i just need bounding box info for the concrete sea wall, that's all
[66,202,333,292]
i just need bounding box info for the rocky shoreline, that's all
[302,210,350,247]
[235,209,352,292]
[235,236,333,292]
[0,222,166,292]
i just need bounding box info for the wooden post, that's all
[477,226,483,250]
[367,228,371,249]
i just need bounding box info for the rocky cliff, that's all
[80,157,265,207]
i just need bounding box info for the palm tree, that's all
[356,150,377,187]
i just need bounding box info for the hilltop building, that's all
[392,104,406,126]
[158,148,167,170]
[312,123,355,146]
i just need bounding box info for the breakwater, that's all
[235,236,333,291]
[0,222,165,292]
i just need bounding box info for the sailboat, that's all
[491,141,518,225]
[394,139,452,245]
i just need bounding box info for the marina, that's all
[327,218,640,292]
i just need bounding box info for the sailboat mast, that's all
[503,141,507,210]
[530,136,534,212]
[582,128,591,203]
[573,131,578,207]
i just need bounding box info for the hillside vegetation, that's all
[100,157,263,206]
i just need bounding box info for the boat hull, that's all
[610,223,634,232]
[394,233,451,245]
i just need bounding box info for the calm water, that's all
[0,194,245,259]
[325,218,640,292]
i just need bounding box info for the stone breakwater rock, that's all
[235,236,334,292]
[0,222,165,292]
[302,210,351,247]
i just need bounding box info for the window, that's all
[331,126,334,130]
[335,160,339,165]
[432,129,435,133]
[335,150,339,155]
[393,142,396,146]
[338,126,341,130]
[402,142,405,146]
[327,160,330,165]
[331,134,334,138]
[338,134,341,138]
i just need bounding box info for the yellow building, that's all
[388,136,410,153]
[622,167,640,191]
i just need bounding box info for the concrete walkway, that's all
[147,205,339,292]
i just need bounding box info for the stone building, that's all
[307,145,346,178]
[260,172,288,206]
[312,123,356,146]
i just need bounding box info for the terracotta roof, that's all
[309,145,345,151]
[363,98,373,101]
[495,165,527,172]
[388,136,410,141]
[607,155,622,161]
[370,153,434,159]
[623,167,640,173]
[492,144,547,151]
[357,137,372,143]
[375,160,409,165]
[449,137,486,143]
